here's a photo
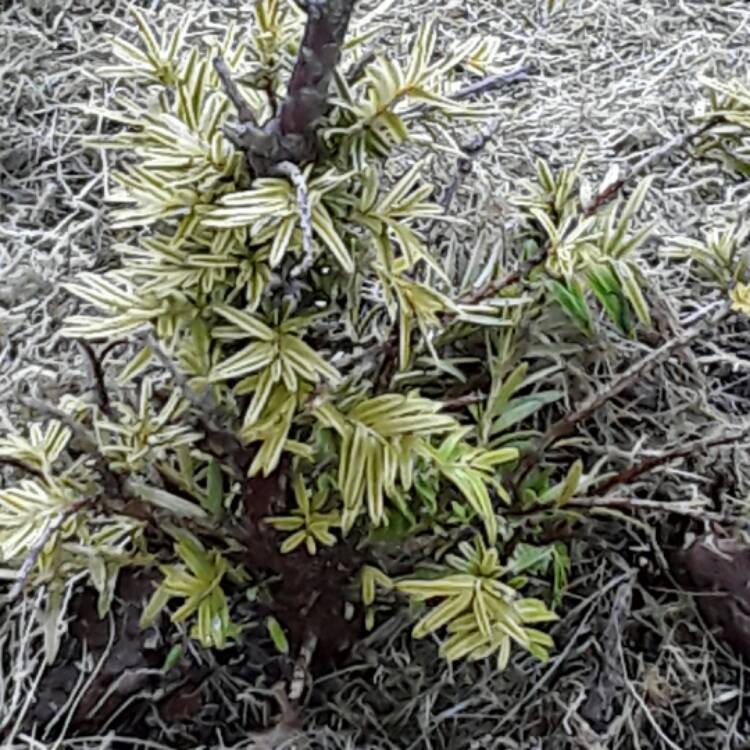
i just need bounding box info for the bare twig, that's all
[145,333,250,474]
[516,302,730,480]
[8,499,90,600]
[452,65,533,101]
[591,430,750,496]
[0,457,44,480]
[461,245,550,304]
[346,49,376,85]
[404,65,533,121]
[280,0,357,138]
[213,56,257,124]
[568,495,731,523]
[584,117,722,215]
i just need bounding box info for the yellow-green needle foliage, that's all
[267,473,341,555]
[398,536,557,670]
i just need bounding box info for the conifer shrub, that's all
[1,0,747,680]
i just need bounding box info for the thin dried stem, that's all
[569,495,731,523]
[8,498,90,600]
[591,429,750,495]
[516,301,731,481]
[77,340,112,417]
[584,117,723,215]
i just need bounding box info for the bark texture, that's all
[219,0,357,176]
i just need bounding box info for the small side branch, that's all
[346,49,376,85]
[516,302,730,479]
[463,115,725,306]
[584,117,722,215]
[0,457,44,480]
[213,57,257,125]
[8,499,89,600]
[461,245,550,304]
[542,326,713,447]
[404,65,533,121]
[591,430,750,496]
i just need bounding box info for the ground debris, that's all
[23,570,164,737]
[672,533,750,660]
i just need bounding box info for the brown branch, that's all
[584,116,722,215]
[463,115,725,307]
[77,340,112,416]
[515,302,731,482]
[591,430,750,496]
[217,0,357,174]
[461,245,550,305]
[280,0,357,138]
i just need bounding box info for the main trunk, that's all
[219,0,357,175]
[280,0,356,141]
